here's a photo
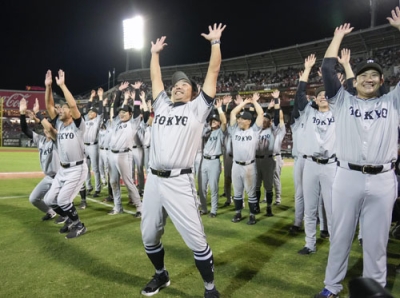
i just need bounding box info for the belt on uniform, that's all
[228,154,233,158]
[337,160,395,175]
[143,146,150,149]
[256,155,265,159]
[303,155,337,165]
[100,147,108,150]
[60,160,84,168]
[203,155,221,160]
[111,148,130,153]
[84,141,98,145]
[132,145,141,148]
[268,153,280,157]
[235,160,255,166]
[150,167,192,178]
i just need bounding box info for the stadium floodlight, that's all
[123,16,144,50]
[123,16,145,70]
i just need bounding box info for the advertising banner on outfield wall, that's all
[0,89,46,117]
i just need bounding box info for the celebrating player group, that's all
[19,6,400,298]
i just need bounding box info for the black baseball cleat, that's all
[265,206,274,217]
[298,247,316,255]
[42,212,57,221]
[134,212,142,218]
[314,288,338,297]
[141,270,170,296]
[87,188,93,194]
[222,201,231,207]
[65,223,87,239]
[59,218,73,234]
[204,287,220,298]
[289,225,302,235]
[209,213,216,218]
[92,191,100,198]
[78,201,87,210]
[231,213,242,223]
[102,196,114,202]
[54,216,68,225]
[320,230,330,239]
[247,215,256,225]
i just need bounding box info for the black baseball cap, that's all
[88,106,98,114]
[237,111,253,120]
[355,59,383,77]
[315,86,325,97]
[263,112,272,120]
[171,71,198,93]
[118,105,133,113]
[210,113,221,123]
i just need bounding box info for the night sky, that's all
[1,0,398,96]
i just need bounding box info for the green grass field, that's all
[0,148,399,298]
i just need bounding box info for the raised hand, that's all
[151,36,167,54]
[97,88,104,98]
[268,99,275,109]
[214,97,222,109]
[338,48,351,66]
[201,23,226,42]
[252,92,260,102]
[271,90,280,99]
[45,70,52,87]
[139,90,146,102]
[119,81,130,91]
[234,94,243,105]
[387,6,400,30]
[19,98,27,113]
[33,98,40,114]
[334,23,354,37]
[222,95,232,105]
[304,54,316,69]
[90,90,96,101]
[55,69,66,87]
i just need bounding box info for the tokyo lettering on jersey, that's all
[329,84,400,164]
[109,116,141,151]
[256,127,274,156]
[55,117,86,163]
[203,129,225,156]
[150,90,213,170]
[83,114,103,143]
[231,123,261,161]
[300,101,336,158]
[32,131,59,176]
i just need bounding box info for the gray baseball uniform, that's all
[298,100,336,252]
[323,82,399,292]
[83,108,103,193]
[98,123,108,186]
[222,123,234,205]
[231,121,261,217]
[108,114,142,213]
[131,117,145,195]
[200,125,225,215]
[44,116,87,214]
[272,122,286,204]
[20,114,59,218]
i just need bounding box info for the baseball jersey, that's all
[138,121,151,148]
[32,132,60,177]
[109,116,141,151]
[203,128,225,156]
[98,126,108,149]
[231,123,261,161]
[83,114,102,143]
[256,127,274,156]
[149,90,213,170]
[223,124,234,156]
[299,101,336,158]
[329,84,400,164]
[272,123,286,155]
[55,117,86,163]
[290,112,307,158]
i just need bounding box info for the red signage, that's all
[0,89,46,117]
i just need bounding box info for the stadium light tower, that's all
[123,16,144,71]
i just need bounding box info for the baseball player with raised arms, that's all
[82,88,104,199]
[230,92,264,225]
[314,8,400,298]
[221,95,234,207]
[40,69,88,239]
[19,98,59,221]
[140,23,225,298]
[296,53,337,255]
[199,99,227,217]
[107,92,147,216]
[255,96,279,216]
